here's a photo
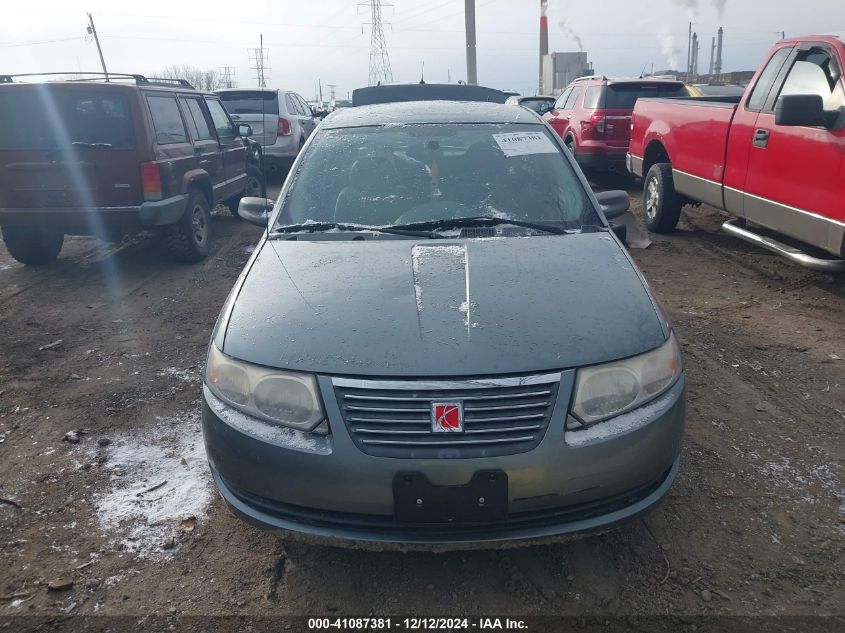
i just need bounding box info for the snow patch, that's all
[566,389,677,447]
[203,387,329,454]
[94,410,212,558]
[157,367,201,384]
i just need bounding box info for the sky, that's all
[1,0,842,100]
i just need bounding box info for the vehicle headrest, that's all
[349,156,395,195]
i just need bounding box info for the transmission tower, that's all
[248,34,270,88]
[220,66,236,88]
[361,1,393,86]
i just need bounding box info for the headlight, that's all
[571,334,682,426]
[205,344,325,432]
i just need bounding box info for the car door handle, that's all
[753,128,770,148]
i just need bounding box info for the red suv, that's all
[543,76,689,172]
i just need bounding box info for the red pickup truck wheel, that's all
[643,163,683,233]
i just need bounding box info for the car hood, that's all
[220,234,666,377]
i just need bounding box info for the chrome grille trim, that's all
[332,373,561,458]
[332,374,560,390]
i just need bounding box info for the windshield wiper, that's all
[71,141,113,148]
[271,222,433,238]
[388,216,567,235]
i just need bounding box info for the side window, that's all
[777,48,845,110]
[147,95,187,145]
[746,47,792,111]
[205,98,234,139]
[286,94,303,116]
[564,86,583,110]
[296,95,313,116]
[181,98,214,141]
[554,88,572,110]
[582,86,603,109]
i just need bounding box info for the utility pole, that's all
[709,37,715,75]
[86,13,108,81]
[362,1,393,86]
[465,0,477,85]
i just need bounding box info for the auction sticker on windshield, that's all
[492,131,558,157]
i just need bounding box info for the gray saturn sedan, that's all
[202,101,685,545]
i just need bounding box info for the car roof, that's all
[322,100,543,128]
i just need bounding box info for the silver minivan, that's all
[216,88,317,169]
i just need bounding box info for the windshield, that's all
[0,87,135,150]
[217,91,279,115]
[603,83,689,108]
[277,123,597,233]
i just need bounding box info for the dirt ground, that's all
[0,172,842,630]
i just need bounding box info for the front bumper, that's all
[202,376,685,545]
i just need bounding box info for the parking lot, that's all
[0,172,842,623]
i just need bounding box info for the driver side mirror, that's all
[238,196,274,227]
[237,123,253,138]
[775,94,833,128]
[594,190,630,220]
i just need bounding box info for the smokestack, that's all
[715,26,724,75]
[465,0,477,85]
[709,36,715,74]
[691,32,699,76]
[539,0,549,94]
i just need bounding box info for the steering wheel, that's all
[394,200,471,225]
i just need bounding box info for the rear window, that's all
[217,91,279,115]
[603,83,689,109]
[0,87,135,150]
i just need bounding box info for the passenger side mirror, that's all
[238,197,274,227]
[594,190,630,220]
[237,123,253,138]
[775,94,829,128]
[537,103,552,115]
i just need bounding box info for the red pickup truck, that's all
[627,34,845,271]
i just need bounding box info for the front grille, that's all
[332,374,561,458]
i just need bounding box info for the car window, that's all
[777,48,845,110]
[147,95,188,145]
[554,88,572,110]
[217,91,279,115]
[296,95,312,116]
[563,86,583,110]
[519,98,553,113]
[746,47,793,111]
[278,123,597,232]
[181,97,214,141]
[0,88,135,150]
[582,86,603,109]
[285,94,303,116]
[205,98,234,139]
[603,83,688,109]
